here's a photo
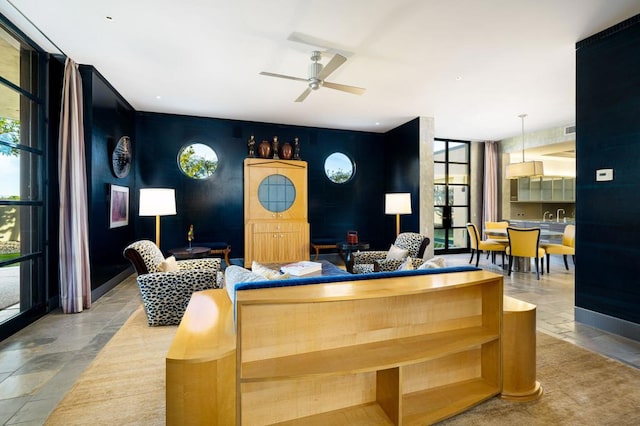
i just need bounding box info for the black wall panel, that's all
[135,113,393,257]
[79,66,136,289]
[575,15,640,324]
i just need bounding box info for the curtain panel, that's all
[58,58,91,313]
[483,141,499,225]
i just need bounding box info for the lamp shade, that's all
[139,188,176,216]
[385,193,412,215]
[505,161,545,179]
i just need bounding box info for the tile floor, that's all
[0,254,639,425]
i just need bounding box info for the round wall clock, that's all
[111,136,131,178]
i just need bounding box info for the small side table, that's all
[168,246,210,260]
[337,242,370,273]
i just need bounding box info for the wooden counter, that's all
[166,289,236,425]
[166,272,542,425]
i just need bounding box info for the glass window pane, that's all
[0,26,38,93]
[448,142,469,163]
[0,205,43,257]
[434,163,445,183]
[433,140,446,161]
[449,185,469,205]
[258,174,296,212]
[451,207,469,227]
[434,185,447,206]
[178,143,218,179]
[448,164,468,184]
[0,149,41,201]
[324,152,354,183]
[433,229,445,249]
[449,228,468,249]
[434,207,443,228]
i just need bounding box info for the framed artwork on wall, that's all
[109,184,129,228]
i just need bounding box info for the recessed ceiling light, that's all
[375,122,380,126]
[106,16,113,21]
[155,95,162,100]
[455,76,462,81]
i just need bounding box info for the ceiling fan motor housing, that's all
[308,62,322,89]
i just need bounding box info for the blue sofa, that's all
[224,261,480,306]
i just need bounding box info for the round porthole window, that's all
[324,152,355,183]
[178,143,218,179]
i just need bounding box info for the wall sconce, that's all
[139,188,176,248]
[385,193,412,237]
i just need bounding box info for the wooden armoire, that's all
[243,158,310,267]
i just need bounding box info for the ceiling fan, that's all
[260,51,366,102]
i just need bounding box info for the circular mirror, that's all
[178,143,218,179]
[258,174,296,212]
[324,152,355,183]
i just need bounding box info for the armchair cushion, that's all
[158,255,178,272]
[386,244,409,260]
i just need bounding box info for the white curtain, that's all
[58,58,91,313]
[483,141,499,224]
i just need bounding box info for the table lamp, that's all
[385,193,411,237]
[139,188,176,248]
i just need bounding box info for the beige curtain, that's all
[483,141,499,224]
[58,58,91,313]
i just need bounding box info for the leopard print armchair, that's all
[123,240,223,326]
[352,232,430,274]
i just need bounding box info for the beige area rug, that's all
[45,307,176,426]
[47,307,640,425]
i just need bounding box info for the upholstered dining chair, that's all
[506,227,546,280]
[351,232,430,273]
[123,240,222,325]
[466,223,506,267]
[540,224,575,273]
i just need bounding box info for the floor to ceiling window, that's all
[433,139,470,254]
[0,21,48,338]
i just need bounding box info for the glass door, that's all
[433,139,470,254]
[0,21,48,339]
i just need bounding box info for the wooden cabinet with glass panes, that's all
[244,158,309,267]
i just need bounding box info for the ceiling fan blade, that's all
[317,54,346,80]
[322,81,366,95]
[295,87,312,102]
[259,71,307,83]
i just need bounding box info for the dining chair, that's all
[540,224,575,273]
[466,223,506,268]
[506,227,546,280]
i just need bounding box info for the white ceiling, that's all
[2,0,640,140]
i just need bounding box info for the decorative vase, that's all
[280,142,293,160]
[258,140,272,158]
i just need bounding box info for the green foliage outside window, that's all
[178,144,218,179]
[0,117,20,156]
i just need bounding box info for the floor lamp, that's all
[139,188,176,248]
[385,193,412,237]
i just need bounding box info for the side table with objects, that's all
[337,241,370,273]
[168,246,210,260]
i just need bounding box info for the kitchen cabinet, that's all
[244,158,309,267]
[513,177,575,202]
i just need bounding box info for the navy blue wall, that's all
[575,15,640,324]
[384,118,422,243]
[76,71,421,295]
[134,112,402,258]
[80,66,136,290]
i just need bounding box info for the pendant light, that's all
[505,114,544,179]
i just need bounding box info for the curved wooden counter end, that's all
[501,295,543,402]
[166,289,236,426]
